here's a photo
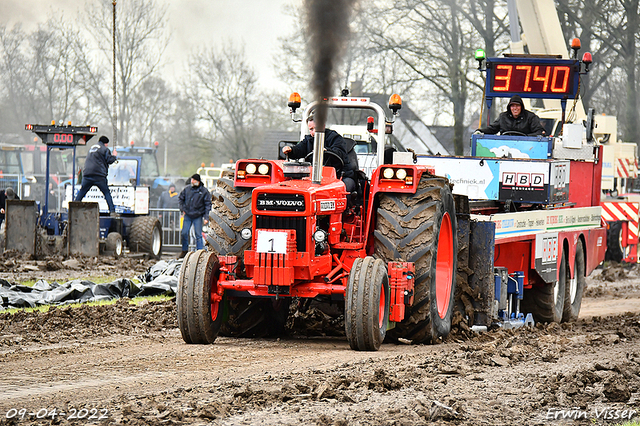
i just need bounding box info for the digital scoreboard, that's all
[485,57,580,100]
[25,124,97,146]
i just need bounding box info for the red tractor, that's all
[177,94,458,351]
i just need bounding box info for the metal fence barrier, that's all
[149,208,182,250]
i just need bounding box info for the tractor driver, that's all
[282,114,356,195]
[476,95,545,136]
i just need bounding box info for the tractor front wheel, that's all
[345,257,390,351]
[177,250,223,344]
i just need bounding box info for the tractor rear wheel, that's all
[177,250,223,344]
[345,257,389,351]
[105,232,123,257]
[605,221,624,262]
[206,177,252,261]
[129,216,162,258]
[563,242,585,322]
[374,175,457,344]
[522,248,567,323]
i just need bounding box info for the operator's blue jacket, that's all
[178,183,212,220]
[83,141,117,178]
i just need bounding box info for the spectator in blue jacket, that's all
[178,173,211,258]
[75,135,118,214]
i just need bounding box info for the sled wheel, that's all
[129,216,162,258]
[523,248,567,323]
[604,221,624,262]
[177,250,223,344]
[563,241,585,322]
[105,232,123,257]
[375,175,457,343]
[345,257,389,351]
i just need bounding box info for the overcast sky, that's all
[0,0,301,89]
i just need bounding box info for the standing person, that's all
[75,135,118,215]
[157,182,180,209]
[157,182,180,229]
[477,95,545,136]
[178,173,211,258]
[0,187,18,228]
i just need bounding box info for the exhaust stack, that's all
[311,131,325,184]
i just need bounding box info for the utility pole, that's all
[112,0,117,145]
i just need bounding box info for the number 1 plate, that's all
[256,230,288,254]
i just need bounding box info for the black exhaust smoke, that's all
[304,0,357,131]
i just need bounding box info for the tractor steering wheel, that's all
[501,131,527,136]
[304,150,344,169]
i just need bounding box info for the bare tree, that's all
[367,0,481,155]
[78,0,171,144]
[0,18,90,136]
[185,42,264,162]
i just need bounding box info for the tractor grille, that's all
[255,215,307,252]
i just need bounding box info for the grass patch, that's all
[617,421,640,426]
[1,294,175,315]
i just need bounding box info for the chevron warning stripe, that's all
[601,201,639,245]
[615,157,638,178]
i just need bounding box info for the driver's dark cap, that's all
[99,135,109,144]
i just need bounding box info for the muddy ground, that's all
[0,257,639,425]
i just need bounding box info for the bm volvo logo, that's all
[256,193,305,211]
[258,199,304,207]
[319,200,335,211]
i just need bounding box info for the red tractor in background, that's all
[178,94,458,351]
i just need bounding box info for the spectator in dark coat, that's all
[157,183,180,209]
[282,114,356,193]
[75,135,118,214]
[477,95,545,136]
[178,173,211,258]
[0,187,18,228]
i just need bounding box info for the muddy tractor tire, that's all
[105,232,123,257]
[522,248,567,323]
[374,175,457,344]
[128,216,162,258]
[345,257,390,351]
[563,241,585,322]
[605,221,624,262]
[177,250,223,344]
[206,177,252,259]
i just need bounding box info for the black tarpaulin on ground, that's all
[0,260,181,310]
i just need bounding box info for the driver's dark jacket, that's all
[287,129,355,179]
[479,105,545,136]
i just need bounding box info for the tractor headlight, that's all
[396,168,407,180]
[241,228,252,240]
[245,163,257,174]
[313,229,327,243]
[258,164,269,175]
[383,168,395,179]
